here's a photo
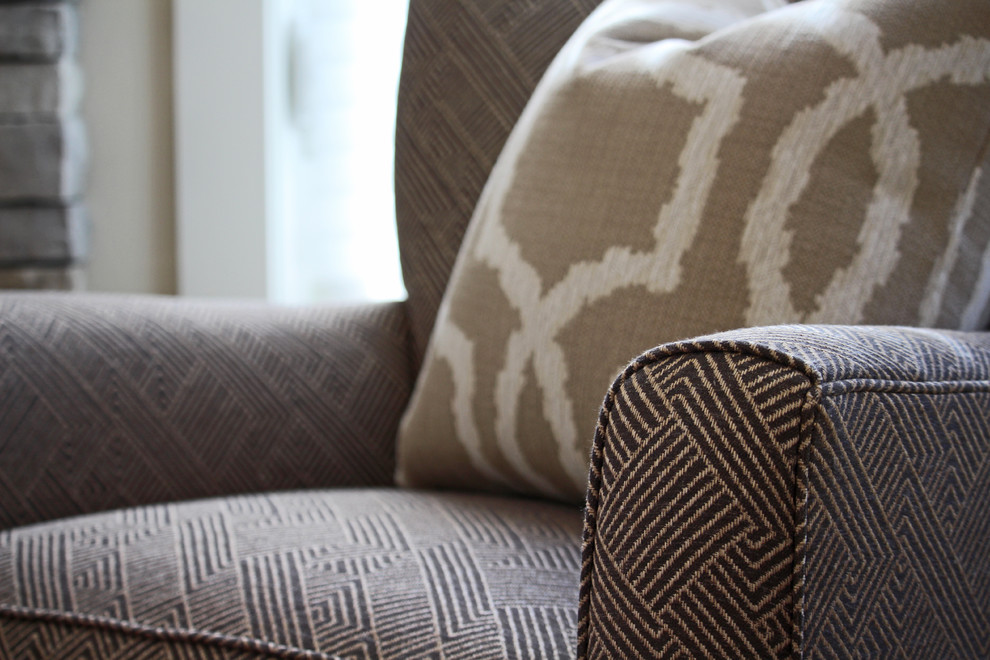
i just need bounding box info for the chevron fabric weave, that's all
[394,0,604,366]
[581,325,990,658]
[0,294,413,529]
[396,0,990,503]
[0,489,582,659]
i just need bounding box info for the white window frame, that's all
[172,0,290,300]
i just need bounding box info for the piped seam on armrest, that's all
[822,378,990,396]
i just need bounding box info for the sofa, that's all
[2,0,989,658]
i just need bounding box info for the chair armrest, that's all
[0,293,414,529]
[580,325,990,659]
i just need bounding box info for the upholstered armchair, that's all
[2,0,989,658]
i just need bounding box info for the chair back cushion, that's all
[397,0,990,501]
[394,0,605,366]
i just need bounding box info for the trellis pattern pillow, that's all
[397,0,990,502]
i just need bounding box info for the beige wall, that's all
[79,0,176,295]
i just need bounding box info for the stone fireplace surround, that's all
[0,0,86,290]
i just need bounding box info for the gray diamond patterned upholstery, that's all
[0,294,413,529]
[1,489,581,659]
[582,325,990,658]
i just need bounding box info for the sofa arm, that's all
[580,325,990,659]
[0,293,414,529]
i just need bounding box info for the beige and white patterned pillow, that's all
[397,0,990,502]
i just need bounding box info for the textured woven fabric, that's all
[580,325,990,658]
[397,0,990,503]
[394,0,604,366]
[0,489,581,659]
[0,293,413,529]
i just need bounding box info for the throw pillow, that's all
[397,0,990,501]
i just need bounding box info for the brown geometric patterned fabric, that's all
[580,325,990,658]
[583,346,809,657]
[0,489,582,659]
[394,0,604,366]
[0,293,413,529]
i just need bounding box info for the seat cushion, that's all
[0,489,581,659]
[396,0,990,503]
